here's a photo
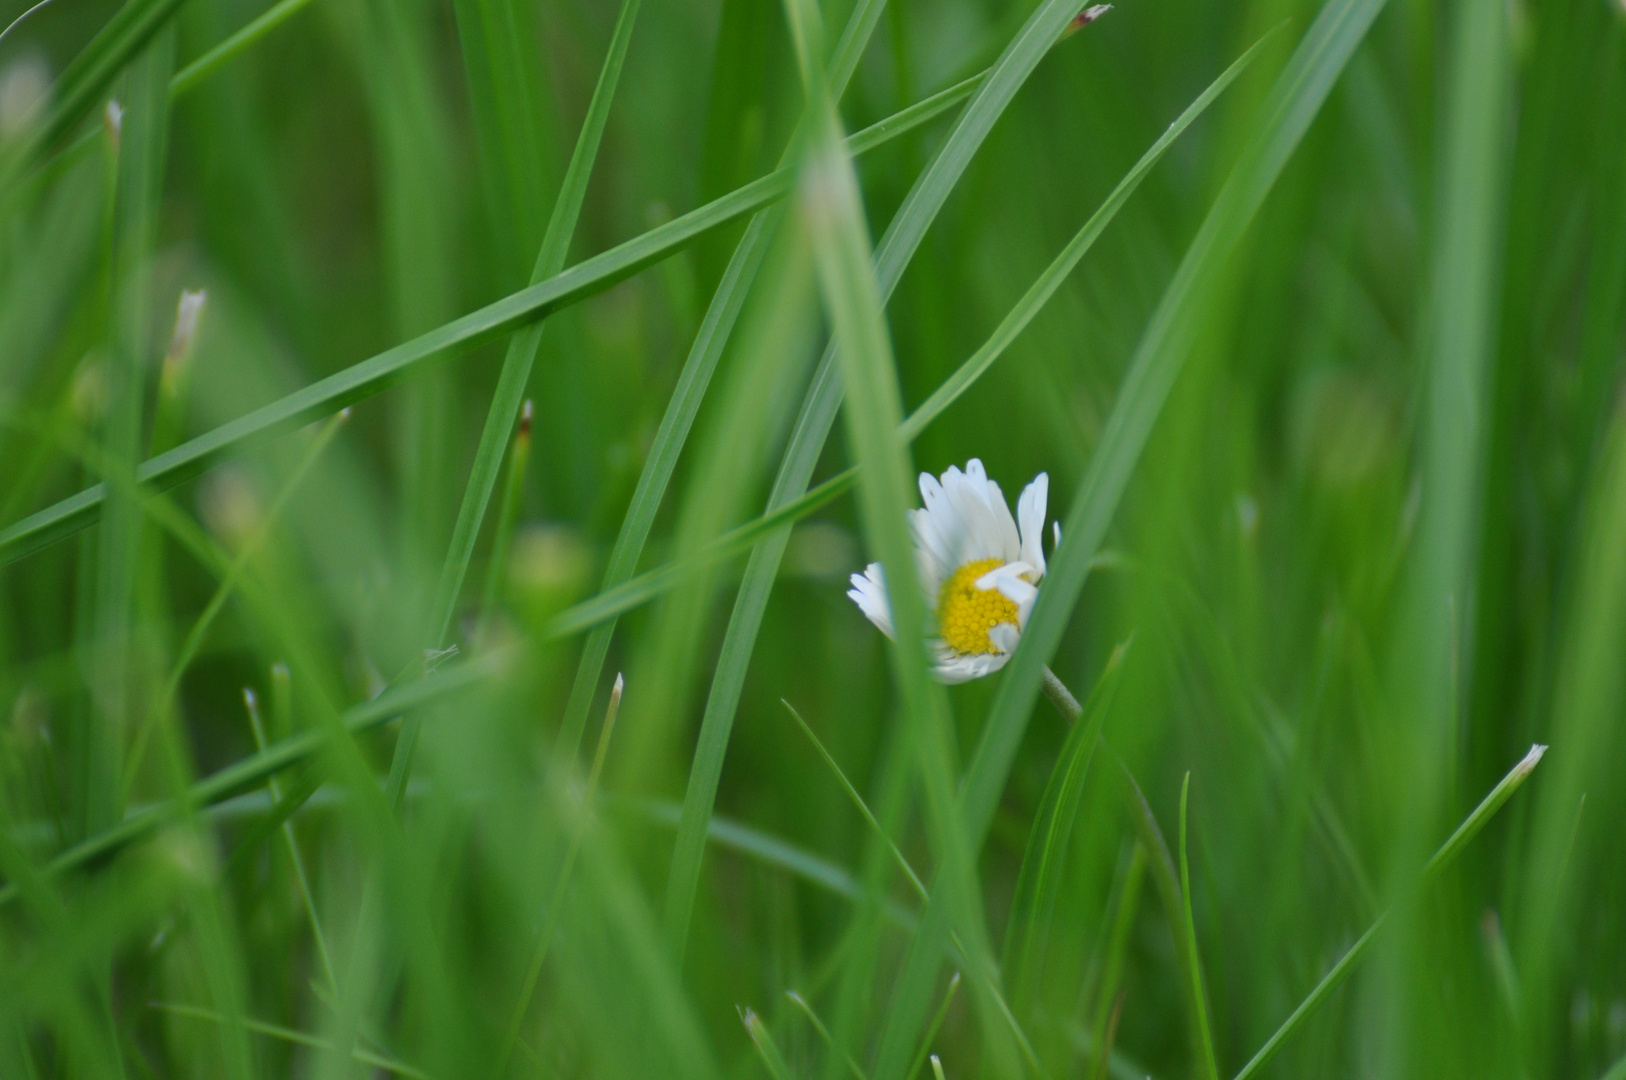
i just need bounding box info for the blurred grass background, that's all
[0,0,1623,1076]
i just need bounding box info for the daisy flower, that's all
[848,459,1052,683]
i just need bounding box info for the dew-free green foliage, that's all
[0,0,1622,1077]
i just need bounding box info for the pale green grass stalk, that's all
[244,675,338,994]
[87,20,173,841]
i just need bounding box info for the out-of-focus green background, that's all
[0,0,1623,1077]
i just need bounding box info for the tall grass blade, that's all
[1231,745,1547,1080]
[85,22,173,840]
[551,0,894,774]
[1001,642,1128,1010]
[959,0,1395,891]
[667,4,1096,1039]
[168,0,323,100]
[1178,774,1221,1080]
[0,80,973,569]
[782,1,1019,1074]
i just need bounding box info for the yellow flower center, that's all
[937,558,1020,655]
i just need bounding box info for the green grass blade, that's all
[551,0,895,772]
[0,79,973,570]
[1230,744,1547,1080]
[450,0,550,282]
[426,0,639,650]
[496,674,623,1075]
[898,27,1275,443]
[960,0,1394,877]
[1001,642,1128,1009]
[0,652,505,907]
[0,0,185,188]
[641,223,822,959]
[382,0,639,813]
[168,0,323,100]
[86,22,173,838]
[476,400,532,636]
[663,2,1091,1025]
[782,3,1014,1075]
[904,973,960,1080]
[153,1003,432,1080]
[742,1007,800,1080]
[1178,775,1221,1080]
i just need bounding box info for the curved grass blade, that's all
[958,0,1397,903]
[0,74,978,570]
[551,0,896,772]
[1178,775,1221,1080]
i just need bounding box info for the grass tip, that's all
[520,399,533,435]
[930,1053,947,1080]
[1063,4,1112,38]
[1517,743,1548,776]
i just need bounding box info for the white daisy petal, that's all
[945,463,1000,563]
[988,622,1021,654]
[984,478,1022,562]
[847,563,894,638]
[933,648,1009,683]
[1017,473,1049,579]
